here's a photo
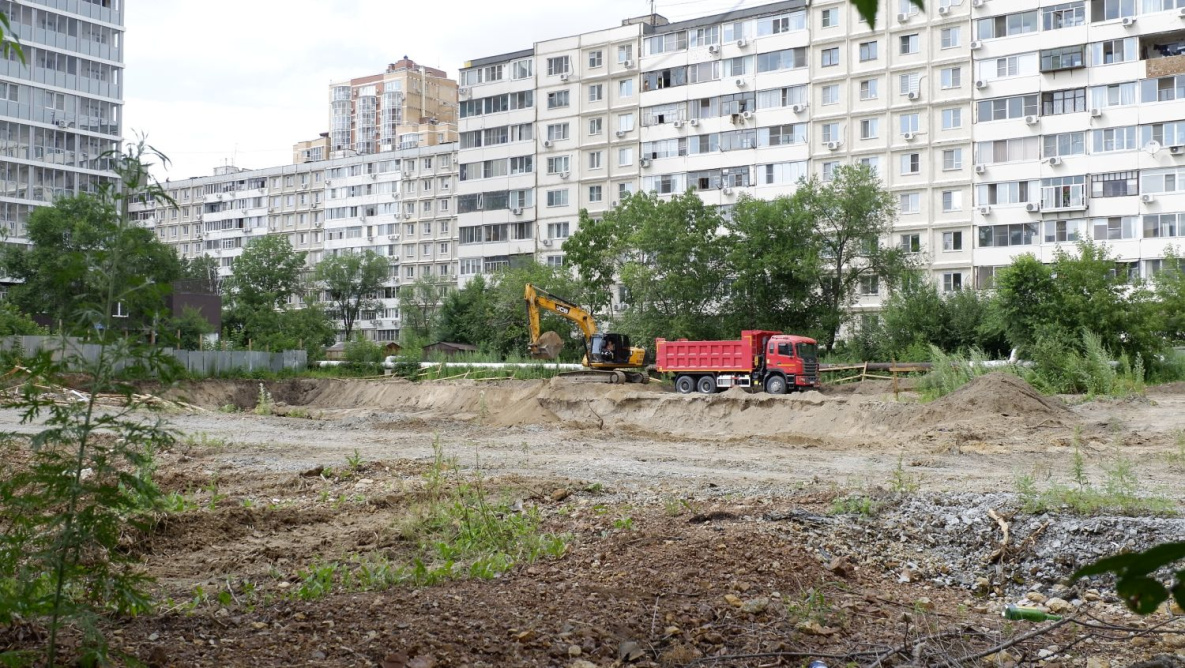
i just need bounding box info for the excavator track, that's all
[555,370,650,384]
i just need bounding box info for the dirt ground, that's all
[4,373,1185,667]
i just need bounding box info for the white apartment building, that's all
[0,0,124,249]
[638,0,975,307]
[131,142,457,343]
[968,0,1185,288]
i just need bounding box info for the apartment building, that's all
[638,0,975,308]
[130,143,457,342]
[0,0,124,248]
[329,58,459,155]
[968,0,1185,288]
[293,133,331,164]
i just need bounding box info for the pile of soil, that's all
[912,372,1073,429]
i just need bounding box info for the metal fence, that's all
[0,336,307,375]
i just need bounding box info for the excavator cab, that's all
[590,333,631,364]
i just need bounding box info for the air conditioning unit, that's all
[640,158,651,168]
[791,103,807,113]
[613,303,626,312]
[978,206,992,215]
[56,120,69,129]
[897,12,910,22]
[314,221,323,228]
[560,73,570,81]
[673,120,684,128]
[938,5,951,14]
[736,38,749,48]
[623,59,634,68]
[742,110,754,120]
[1179,6,1185,16]
[1045,156,1063,166]
[543,139,553,148]
[970,40,983,50]
[974,164,986,174]
[975,80,988,89]
[972,0,985,7]
[708,45,719,54]
[367,236,374,243]
[688,118,700,126]
[1121,16,1136,26]
[615,130,626,138]
[1090,108,1103,118]
[903,132,916,141]
[1141,193,1156,203]
[1024,115,1040,125]
[907,91,920,101]
[542,238,553,247]
[459,87,470,96]
[326,180,333,186]
[826,141,842,150]
[560,171,570,179]
[387,234,399,241]
[1025,202,1041,212]
[1170,146,1183,154]
[512,207,524,216]
[722,187,734,195]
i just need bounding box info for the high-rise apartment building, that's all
[329,58,459,155]
[0,0,124,247]
[968,0,1185,288]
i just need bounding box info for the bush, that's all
[344,336,385,368]
[388,355,421,379]
[918,346,1006,401]
[1024,330,1145,397]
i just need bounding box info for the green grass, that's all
[1016,445,1176,516]
[918,346,1007,402]
[828,494,880,517]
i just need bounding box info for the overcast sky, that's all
[124,0,751,180]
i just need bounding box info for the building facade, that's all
[329,58,458,155]
[0,0,124,247]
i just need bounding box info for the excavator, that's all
[524,283,649,383]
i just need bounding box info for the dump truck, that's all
[655,330,820,394]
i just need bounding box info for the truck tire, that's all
[696,375,717,394]
[675,375,695,394]
[764,375,788,395]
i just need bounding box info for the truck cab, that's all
[759,335,820,393]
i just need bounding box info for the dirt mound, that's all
[913,372,1072,428]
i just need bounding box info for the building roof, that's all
[464,49,534,70]
[650,0,804,35]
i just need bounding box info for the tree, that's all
[398,279,450,346]
[0,195,182,334]
[314,251,390,341]
[167,306,214,350]
[223,235,306,311]
[1153,248,1185,344]
[179,254,221,295]
[435,274,495,347]
[485,262,586,359]
[792,164,912,352]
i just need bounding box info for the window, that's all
[1091,126,1137,152]
[1091,171,1138,197]
[942,108,962,129]
[900,153,921,175]
[1044,219,1085,243]
[547,56,571,76]
[821,123,841,143]
[822,161,839,181]
[977,223,1039,247]
[1040,46,1084,72]
[1140,121,1185,148]
[546,189,569,207]
[1091,38,1137,66]
[943,231,963,251]
[860,275,880,296]
[547,90,570,109]
[1142,168,1185,193]
[860,79,879,100]
[1143,213,1184,239]
[943,273,963,292]
[1042,89,1086,115]
[589,50,603,68]
[618,113,635,133]
[1090,0,1137,22]
[900,73,920,96]
[859,156,882,176]
[975,11,1039,39]
[899,192,920,213]
[822,84,840,105]
[1092,216,1138,240]
[588,151,602,169]
[618,148,634,166]
[1090,82,1137,108]
[1040,175,1087,209]
[900,34,920,55]
[589,118,603,136]
[976,95,1040,121]
[941,67,962,89]
[976,181,1037,206]
[821,8,838,26]
[547,123,570,141]
[761,161,809,184]
[546,156,570,175]
[619,79,634,98]
[589,84,603,102]
[900,113,920,134]
[860,118,880,139]
[510,156,533,174]
[942,190,963,212]
[1042,132,1086,157]
[618,45,633,63]
[1043,1,1086,29]
[821,48,839,67]
[900,234,922,253]
[1140,75,1185,103]
[547,222,570,239]
[762,123,808,146]
[859,41,879,62]
[941,27,961,49]
[589,185,603,202]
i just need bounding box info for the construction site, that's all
[4,371,1184,667]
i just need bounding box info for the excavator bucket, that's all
[529,330,564,360]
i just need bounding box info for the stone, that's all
[1085,658,1110,668]
[741,597,770,614]
[723,594,743,607]
[1038,649,1055,659]
[915,597,935,611]
[551,489,571,502]
[1084,589,1102,601]
[1046,598,1072,614]
[1026,592,1048,604]
[567,645,582,657]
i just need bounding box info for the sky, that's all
[124,0,753,181]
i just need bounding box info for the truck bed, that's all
[654,338,755,373]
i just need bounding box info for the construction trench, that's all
[3,373,1184,666]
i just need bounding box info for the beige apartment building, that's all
[329,58,460,155]
[293,133,331,164]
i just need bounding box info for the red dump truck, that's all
[655,330,820,394]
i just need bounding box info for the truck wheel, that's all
[675,375,695,394]
[696,375,717,394]
[765,375,788,395]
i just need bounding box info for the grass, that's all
[253,383,274,416]
[889,454,921,494]
[179,432,230,452]
[918,346,1009,402]
[828,494,880,517]
[1015,442,1176,516]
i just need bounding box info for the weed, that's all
[1166,430,1185,466]
[218,403,240,413]
[584,482,605,494]
[317,490,330,503]
[889,454,920,494]
[663,497,685,517]
[253,383,274,416]
[829,494,880,517]
[292,561,339,601]
[786,588,834,626]
[241,498,255,509]
[203,476,227,510]
[180,432,229,452]
[161,491,198,513]
[613,515,635,531]
[918,346,1004,401]
[1016,448,1176,516]
[286,408,310,419]
[346,448,365,471]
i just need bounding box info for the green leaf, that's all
[853,0,880,26]
[1116,576,1169,615]
[1072,542,1185,580]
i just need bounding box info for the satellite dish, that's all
[1144,140,1162,155]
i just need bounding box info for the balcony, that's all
[1143,31,1185,78]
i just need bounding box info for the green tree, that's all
[398,278,450,345]
[166,305,213,350]
[223,235,306,311]
[1153,248,1185,344]
[0,194,182,335]
[179,254,221,295]
[792,164,912,352]
[314,251,390,341]
[486,262,586,359]
[0,303,42,336]
[435,273,495,347]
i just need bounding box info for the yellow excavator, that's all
[524,283,648,383]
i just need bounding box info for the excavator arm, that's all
[524,283,598,360]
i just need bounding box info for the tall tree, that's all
[223,235,306,311]
[398,278,450,345]
[435,274,495,347]
[179,254,221,295]
[792,164,911,352]
[314,251,390,341]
